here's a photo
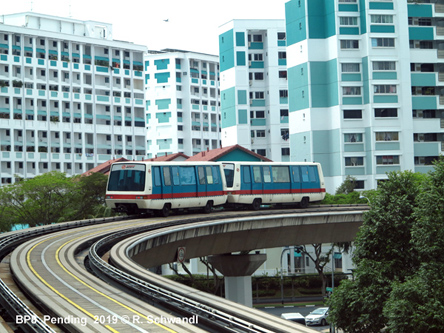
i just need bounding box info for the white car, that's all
[280,312,305,325]
[305,307,329,326]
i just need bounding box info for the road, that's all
[260,305,330,332]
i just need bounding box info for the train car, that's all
[222,162,325,209]
[105,161,227,216]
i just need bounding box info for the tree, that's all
[328,170,422,332]
[383,157,444,332]
[2,171,76,227]
[335,175,357,195]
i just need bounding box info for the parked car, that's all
[280,312,306,325]
[305,307,329,326]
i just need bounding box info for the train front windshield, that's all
[108,164,146,191]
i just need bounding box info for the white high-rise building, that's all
[0,12,147,184]
[218,20,290,161]
[144,49,220,158]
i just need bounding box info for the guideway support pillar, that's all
[208,253,267,307]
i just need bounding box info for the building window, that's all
[372,38,395,47]
[374,85,396,94]
[376,132,398,141]
[178,125,183,131]
[376,155,399,165]
[344,133,363,143]
[256,149,266,156]
[340,17,358,26]
[282,147,290,156]
[340,40,359,49]
[341,63,360,72]
[345,157,364,166]
[256,130,265,137]
[339,0,357,2]
[343,109,362,119]
[371,15,393,24]
[280,109,289,117]
[280,90,288,98]
[279,70,287,78]
[375,108,397,117]
[343,87,361,95]
[373,61,396,71]
[278,51,286,59]
[254,72,264,80]
[250,110,265,119]
[277,32,286,40]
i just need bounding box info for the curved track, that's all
[10,218,206,333]
[4,206,368,332]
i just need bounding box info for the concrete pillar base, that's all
[208,253,266,307]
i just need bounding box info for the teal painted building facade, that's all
[285,0,424,192]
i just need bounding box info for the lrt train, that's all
[105,161,326,216]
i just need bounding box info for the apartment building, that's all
[286,0,444,192]
[145,49,220,158]
[218,20,290,161]
[0,12,147,184]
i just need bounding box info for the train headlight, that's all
[136,196,147,199]
[106,195,113,199]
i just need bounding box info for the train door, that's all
[262,165,273,194]
[291,166,302,193]
[204,165,222,195]
[197,166,207,197]
[300,165,319,192]
[160,166,173,199]
[240,165,252,194]
[252,165,263,194]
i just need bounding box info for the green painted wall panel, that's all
[154,59,169,70]
[414,142,439,156]
[344,144,364,152]
[219,29,235,72]
[307,0,336,39]
[290,132,311,163]
[373,72,397,80]
[236,32,245,46]
[359,0,367,34]
[373,95,398,104]
[369,2,394,10]
[250,61,264,69]
[251,100,266,107]
[156,112,172,123]
[285,0,307,46]
[339,4,358,12]
[310,60,339,108]
[343,97,362,105]
[408,4,433,17]
[238,90,247,105]
[411,73,436,86]
[370,25,395,33]
[221,87,236,128]
[217,150,264,162]
[155,72,170,83]
[155,99,171,110]
[238,109,248,124]
[339,27,360,35]
[409,27,434,41]
[288,64,309,111]
[412,96,437,109]
[236,51,246,66]
[375,142,400,151]
[312,129,341,177]
[376,166,400,174]
[342,73,361,82]
[362,56,370,104]
[251,119,266,126]
[345,167,365,176]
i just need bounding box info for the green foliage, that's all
[328,161,444,332]
[328,170,422,332]
[335,175,358,195]
[321,191,367,205]
[0,171,112,231]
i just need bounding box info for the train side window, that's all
[272,166,290,183]
[163,167,171,186]
[212,166,220,184]
[153,167,161,187]
[206,166,214,184]
[308,166,318,182]
[242,166,251,183]
[253,166,262,183]
[301,166,310,182]
[198,166,206,185]
[172,166,180,185]
[263,166,271,183]
[180,166,196,185]
[292,166,301,183]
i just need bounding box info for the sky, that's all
[1,0,288,55]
